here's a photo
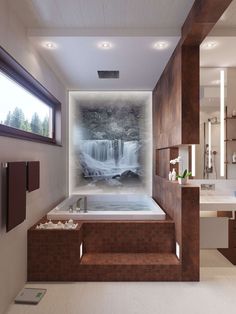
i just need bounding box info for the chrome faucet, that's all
[69,205,74,213]
[76,196,87,213]
[201,184,215,191]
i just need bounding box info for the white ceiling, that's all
[213,0,236,29]
[9,0,196,90]
[201,37,236,68]
[200,0,236,86]
[30,36,179,90]
[10,0,195,29]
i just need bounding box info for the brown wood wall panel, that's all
[182,0,233,45]
[153,0,232,149]
[153,46,182,149]
[182,45,200,144]
[27,161,40,192]
[153,44,199,149]
[7,162,27,232]
[152,0,231,281]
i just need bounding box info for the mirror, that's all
[191,6,236,180]
[194,68,225,179]
[194,66,236,179]
[193,64,236,179]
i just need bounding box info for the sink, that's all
[200,195,236,211]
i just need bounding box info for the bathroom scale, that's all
[14,288,46,305]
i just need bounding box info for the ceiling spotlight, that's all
[99,42,112,49]
[154,41,169,50]
[201,41,218,50]
[44,42,56,49]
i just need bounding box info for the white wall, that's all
[0,2,68,313]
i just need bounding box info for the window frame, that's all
[0,46,61,145]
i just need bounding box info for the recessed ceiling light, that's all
[99,42,112,49]
[44,42,56,49]
[153,41,169,50]
[201,41,218,50]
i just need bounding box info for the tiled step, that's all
[81,252,179,265]
[82,221,175,253]
[78,252,181,281]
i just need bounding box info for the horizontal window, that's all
[0,46,61,145]
[0,71,53,138]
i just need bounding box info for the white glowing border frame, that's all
[220,70,225,177]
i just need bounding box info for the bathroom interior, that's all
[1,0,236,313]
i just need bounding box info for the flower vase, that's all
[178,177,188,185]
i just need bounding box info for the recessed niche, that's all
[155,148,179,179]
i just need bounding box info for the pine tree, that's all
[42,116,49,137]
[22,119,31,132]
[4,111,12,126]
[9,107,25,129]
[31,113,42,135]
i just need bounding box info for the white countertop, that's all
[200,195,236,211]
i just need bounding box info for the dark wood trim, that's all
[0,124,60,146]
[181,45,199,145]
[0,45,62,146]
[181,0,233,45]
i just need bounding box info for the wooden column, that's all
[153,0,233,281]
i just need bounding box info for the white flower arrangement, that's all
[170,156,182,165]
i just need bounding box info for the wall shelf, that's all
[225,116,236,120]
[225,107,236,178]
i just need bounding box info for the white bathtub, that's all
[47,194,166,221]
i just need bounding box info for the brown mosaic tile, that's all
[82,221,175,254]
[81,252,179,265]
[28,217,180,282]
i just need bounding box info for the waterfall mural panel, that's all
[70,92,152,194]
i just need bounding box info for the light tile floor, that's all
[5,250,236,314]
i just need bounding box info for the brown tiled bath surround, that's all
[28,218,182,281]
[82,221,175,253]
[28,221,83,281]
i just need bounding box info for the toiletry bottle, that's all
[168,171,172,181]
[171,168,176,181]
[233,152,236,163]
